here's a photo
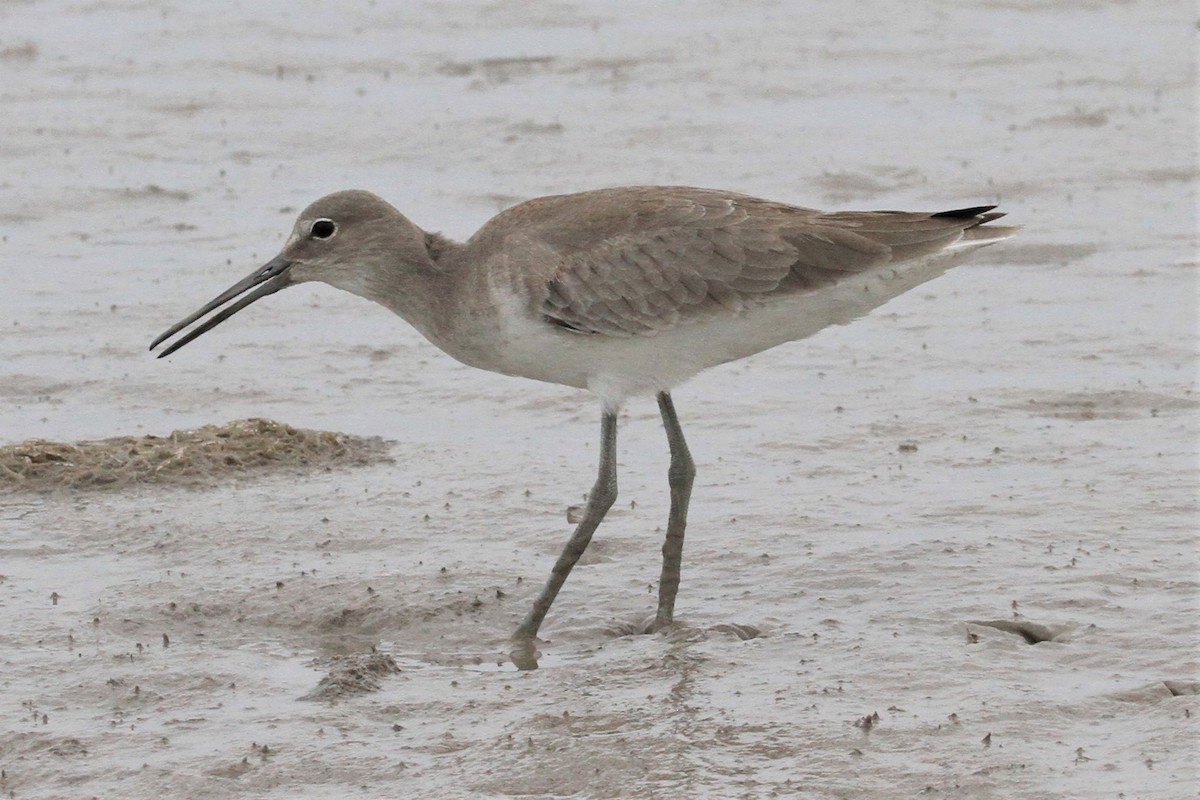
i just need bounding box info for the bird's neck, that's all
[362,233,468,346]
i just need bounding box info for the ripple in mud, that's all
[966,619,1068,644]
[1163,680,1200,696]
[0,418,393,493]
[993,390,1198,421]
[708,622,764,641]
[600,619,763,641]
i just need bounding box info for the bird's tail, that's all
[933,205,1020,249]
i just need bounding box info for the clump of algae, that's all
[0,418,392,493]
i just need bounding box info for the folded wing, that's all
[540,191,1005,338]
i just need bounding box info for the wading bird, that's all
[151,185,1015,660]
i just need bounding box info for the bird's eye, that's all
[311,219,337,239]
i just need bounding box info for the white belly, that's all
[461,248,974,409]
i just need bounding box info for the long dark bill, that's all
[149,255,294,358]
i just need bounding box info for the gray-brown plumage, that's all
[517,187,1007,337]
[150,185,1016,661]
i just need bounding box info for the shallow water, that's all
[1,1,1196,797]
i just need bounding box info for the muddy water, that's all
[1,1,1196,798]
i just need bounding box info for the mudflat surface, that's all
[1,1,1196,798]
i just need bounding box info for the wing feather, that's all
[526,188,1002,337]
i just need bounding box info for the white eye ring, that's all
[311,218,337,239]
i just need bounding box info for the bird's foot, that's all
[507,633,543,671]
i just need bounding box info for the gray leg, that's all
[652,391,695,630]
[513,410,618,641]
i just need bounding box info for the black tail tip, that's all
[931,205,999,220]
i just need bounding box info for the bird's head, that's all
[150,190,430,357]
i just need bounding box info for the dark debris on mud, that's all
[300,652,401,701]
[0,418,393,493]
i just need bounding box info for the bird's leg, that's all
[513,410,618,641]
[652,391,695,631]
